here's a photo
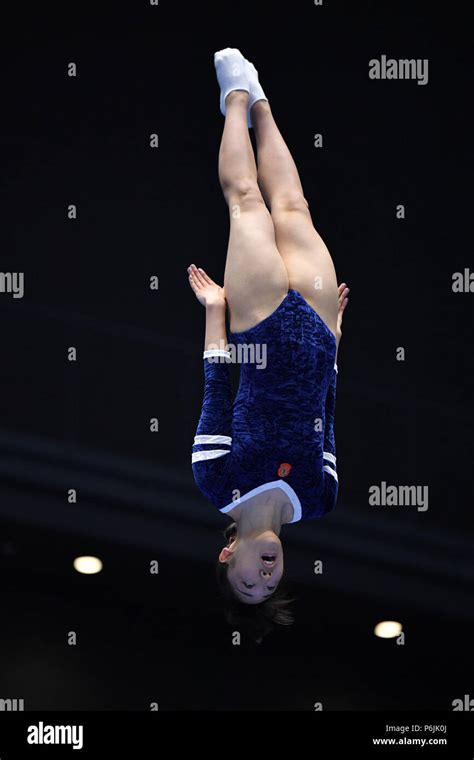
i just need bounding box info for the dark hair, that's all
[216,522,295,644]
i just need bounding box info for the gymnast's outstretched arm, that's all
[315,282,350,516]
[188,264,234,502]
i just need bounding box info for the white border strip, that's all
[323,464,338,482]
[203,349,231,359]
[219,479,302,524]
[192,449,231,463]
[323,451,337,466]
[194,434,232,445]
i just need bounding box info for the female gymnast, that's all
[188,48,349,638]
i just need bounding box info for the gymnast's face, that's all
[219,532,284,604]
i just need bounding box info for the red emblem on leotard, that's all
[277,462,292,477]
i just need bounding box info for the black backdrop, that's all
[0,0,472,711]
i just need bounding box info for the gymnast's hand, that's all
[336,282,350,345]
[187,264,226,308]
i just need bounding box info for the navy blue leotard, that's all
[191,288,338,522]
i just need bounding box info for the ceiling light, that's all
[374,620,402,638]
[73,555,103,575]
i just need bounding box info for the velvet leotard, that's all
[192,289,339,522]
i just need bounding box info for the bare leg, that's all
[219,91,289,333]
[251,100,339,337]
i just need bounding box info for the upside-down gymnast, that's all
[188,48,349,635]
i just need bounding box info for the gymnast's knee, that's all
[223,179,266,213]
[270,192,310,215]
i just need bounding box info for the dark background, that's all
[0,0,472,710]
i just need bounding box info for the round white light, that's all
[73,555,103,575]
[374,620,402,638]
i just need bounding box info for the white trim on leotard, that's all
[218,479,302,524]
[194,434,232,446]
[323,451,337,466]
[203,349,231,359]
[323,464,338,482]
[192,449,231,463]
